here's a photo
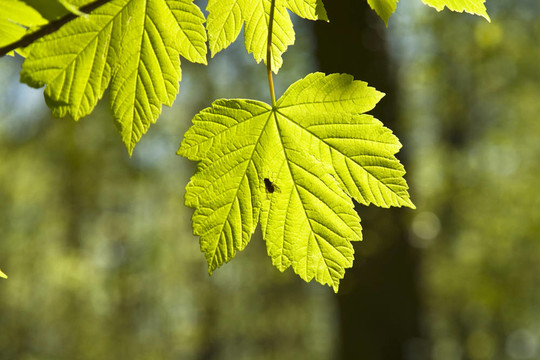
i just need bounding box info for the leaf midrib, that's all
[205,110,274,268]
[272,110,339,288]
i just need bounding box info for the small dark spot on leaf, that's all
[264,178,275,193]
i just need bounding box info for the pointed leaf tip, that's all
[365,0,490,25]
[366,0,398,26]
[421,0,490,21]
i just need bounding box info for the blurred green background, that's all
[1,1,539,359]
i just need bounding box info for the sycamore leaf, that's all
[178,72,414,291]
[367,0,398,26]
[421,0,490,22]
[0,0,47,56]
[366,0,489,24]
[206,0,328,73]
[0,269,7,279]
[20,0,207,154]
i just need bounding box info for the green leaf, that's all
[285,0,328,21]
[0,0,47,56]
[421,0,490,21]
[366,0,398,26]
[0,269,7,279]
[20,0,207,154]
[206,0,328,73]
[179,72,414,291]
[366,0,490,24]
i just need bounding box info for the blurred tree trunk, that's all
[314,3,424,360]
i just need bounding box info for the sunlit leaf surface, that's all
[179,73,414,291]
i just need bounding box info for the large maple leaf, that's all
[179,72,414,291]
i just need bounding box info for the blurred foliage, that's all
[1,1,540,359]
[392,0,540,359]
[0,21,337,360]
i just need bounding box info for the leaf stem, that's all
[266,0,277,107]
[0,0,113,58]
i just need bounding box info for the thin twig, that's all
[0,0,113,57]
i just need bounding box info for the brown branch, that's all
[0,0,113,57]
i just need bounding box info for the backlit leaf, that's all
[366,0,398,26]
[20,0,207,154]
[366,0,490,24]
[422,0,490,22]
[179,72,414,291]
[0,0,47,56]
[206,0,328,72]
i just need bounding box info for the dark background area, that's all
[315,2,421,359]
[1,0,539,359]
